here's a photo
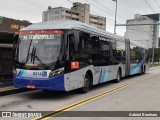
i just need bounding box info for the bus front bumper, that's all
[13,75,66,91]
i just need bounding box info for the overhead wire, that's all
[144,0,155,13]
[23,0,156,35]
[84,0,126,23]
[92,0,126,21]
[66,0,121,23]
[69,0,154,34]
[154,0,160,10]
[83,0,153,34]
[23,0,46,9]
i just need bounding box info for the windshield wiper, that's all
[31,46,36,63]
[25,39,33,64]
[34,55,50,69]
[20,46,34,64]
[32,48,50,69]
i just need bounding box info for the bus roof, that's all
[21,20,147,49]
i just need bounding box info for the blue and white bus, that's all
[13,20,149,93]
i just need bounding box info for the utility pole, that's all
[113,0,117,34]
[152,21,158,65]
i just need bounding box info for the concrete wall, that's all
[125,17,159,48]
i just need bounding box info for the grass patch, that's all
[150,63,160,67]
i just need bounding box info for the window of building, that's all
[72,12,79,15]
[66,16,72,19]
[55,16,60,19]
[72,18,79,21]
[55,10,60,14]
[66,11,71,14]
[72,7,77,11]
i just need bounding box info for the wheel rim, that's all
[117,72,120,81]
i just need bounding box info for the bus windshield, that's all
[18,32,62,64]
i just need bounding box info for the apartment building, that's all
[42,2,106,30]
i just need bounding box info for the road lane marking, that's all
[0,86,18,92]
[33,73,160,120]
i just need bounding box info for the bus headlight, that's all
[49,67,64,78]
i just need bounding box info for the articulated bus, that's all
[13,20,149,93]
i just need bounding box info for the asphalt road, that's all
[0,66,160,120]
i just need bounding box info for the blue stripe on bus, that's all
[99,68,109,83]
[18,70,26,77]
[130,53,147,75]
[98,68,103,83]
[102,68,109,82]
[130,64,142,75]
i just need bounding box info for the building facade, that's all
[0,16,31,84]
[42,2,106,30]
[125,14,159,48]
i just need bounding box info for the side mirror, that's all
[13,34,19,62]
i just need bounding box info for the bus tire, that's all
[143,66,146,74]
[114,69,121,83]
[139,66,143,75]
[80,73,90,93]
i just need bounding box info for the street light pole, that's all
[113,0,117,34]
[152,21,157,65]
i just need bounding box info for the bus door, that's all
[65,31,80,90]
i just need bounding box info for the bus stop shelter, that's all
[0,16,31,85]
[0,32,14,84]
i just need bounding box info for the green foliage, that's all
[148,48,160,62]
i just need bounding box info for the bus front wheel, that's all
[80,74,90,93]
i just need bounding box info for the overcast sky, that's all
[0,0,160,35]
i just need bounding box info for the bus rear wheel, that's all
[80,74,90,93]
[139,67,143,75]
[143,66,146,74]
[114,70,121,83]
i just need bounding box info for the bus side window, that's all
[69,34,76,61]
[101,40,110,65]
[91,36,101,66]
[77,32,92,66]
[78,38,84,50]
[116,41,126,64]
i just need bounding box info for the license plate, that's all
[27,84,36,89]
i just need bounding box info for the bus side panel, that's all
[112,64,126,79]
[64,73,70,91]
[145,63,150,71]
[130,63,141,75]
[130,53,148,75]
[93,64,125,84]
[64,65,94,91]
[93,66,109,84]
